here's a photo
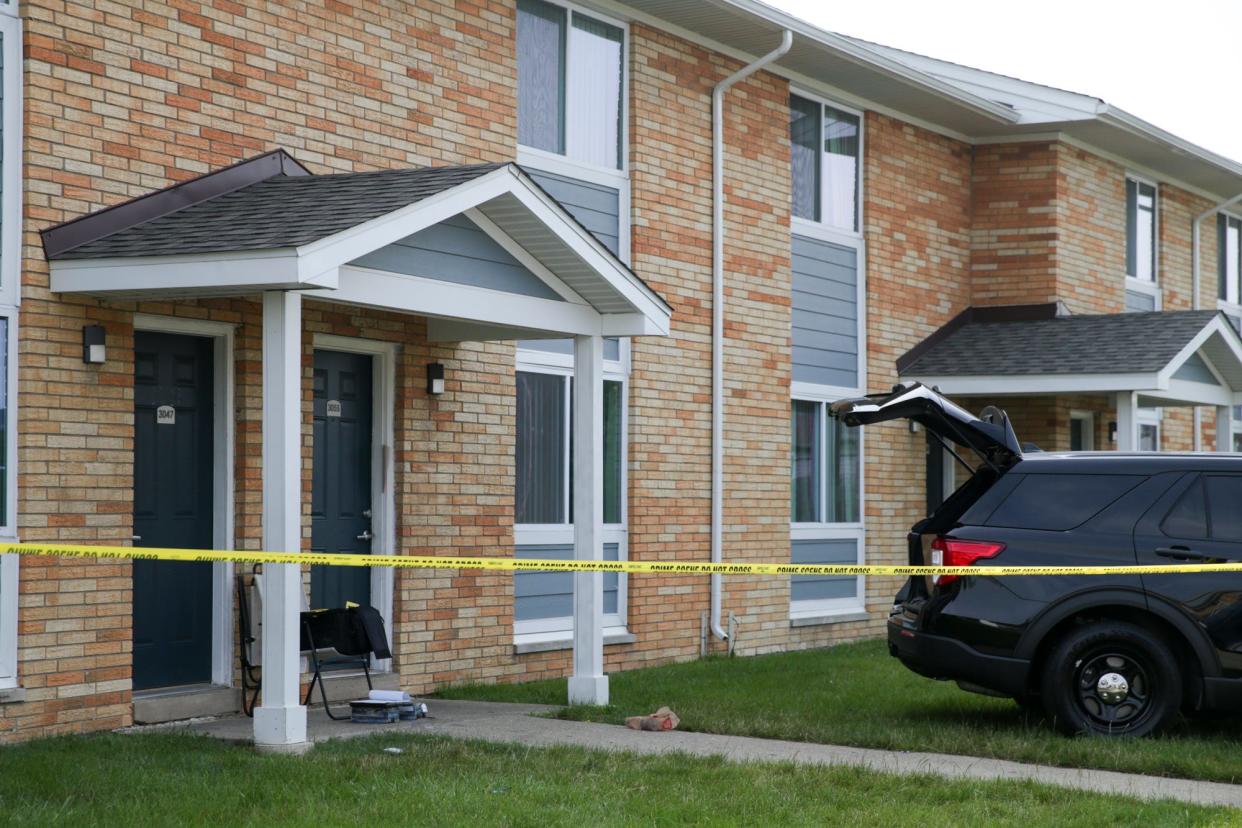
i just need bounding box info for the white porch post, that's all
[254,291,309,752]
[1217,406,1233,453]
[1115,391,1138,452]
[568,333,608,706]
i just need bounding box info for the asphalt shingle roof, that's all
[53,163,506,260]
[900,310,1221,377]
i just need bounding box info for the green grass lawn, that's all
[436,640,1242,784]
[0,731,1232,827]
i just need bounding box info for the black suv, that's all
[831,382,1242,737]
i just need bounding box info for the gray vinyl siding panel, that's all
[350,214,563,301]
[792,235,858,388]
[1172,352,1218,385]
[791,538,857,603]
[514,543,620,621]
[1125,290,1156,313]
[527,169,621,256]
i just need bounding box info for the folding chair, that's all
[299,608,379,720]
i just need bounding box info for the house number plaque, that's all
[326,400,342,418]
[156,405,175,425]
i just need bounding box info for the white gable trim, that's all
[49,164,672,337]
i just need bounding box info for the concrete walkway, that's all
[183,699,1242,809]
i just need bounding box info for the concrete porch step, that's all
[133,684,241,724]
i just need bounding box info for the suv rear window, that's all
[985,473,1145,531]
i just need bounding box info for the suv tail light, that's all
[930,537,1006,586]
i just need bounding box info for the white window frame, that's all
[0,10,22,690]
[1069,410,1095,451]
[787,91,867,623]
[1217,211,1242,318]
[1125,173,1160,305]
[515,0,631,260]
[789,386,866,623]
[790,88,865,245]
[513,343,629,644]
[1138,407,1161,451]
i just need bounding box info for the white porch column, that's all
[254,291,309,752]
[568,333,608,706]
[1217,406,1234,453]
[1115,391,1138,452]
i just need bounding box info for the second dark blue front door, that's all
[311,350,373,609]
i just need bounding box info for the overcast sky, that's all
[768,0,1242,162]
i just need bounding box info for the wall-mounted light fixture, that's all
[83,325,106,365]
[1108,421,1118,444]
[908,420,921,434]
[426,362,445,395]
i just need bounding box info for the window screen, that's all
[987,474,1144,531]
[517,0,566,154]
[515,371,566,524]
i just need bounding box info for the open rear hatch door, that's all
[828,382,1022,470]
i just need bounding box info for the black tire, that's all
[1040,620,1182,737]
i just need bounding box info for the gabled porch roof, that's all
[42,150,672,340]
[898,304,1242,408]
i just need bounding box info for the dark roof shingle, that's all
[900,310,1221,377]
[52,163,505,260]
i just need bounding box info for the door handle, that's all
[357,530,374,542]
[1155,546,1210,562]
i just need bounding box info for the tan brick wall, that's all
[970,142,1059,308]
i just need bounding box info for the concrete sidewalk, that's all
[185,699,1242,809]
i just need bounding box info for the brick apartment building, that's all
[2,0,1242,748]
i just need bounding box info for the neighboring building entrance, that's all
[132,332,215,691]
[311,350,374,609]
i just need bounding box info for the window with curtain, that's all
[790,398,862,618]
[514,365,627,639]
[1219,214,1241,305]
[1126,178,1157,283]
[789,93,861,233]
[517,0,624,170]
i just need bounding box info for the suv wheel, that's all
[1040,621,1181,737]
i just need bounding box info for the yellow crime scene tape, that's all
[1,541,1241,578]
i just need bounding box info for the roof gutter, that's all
[710,28,792,643]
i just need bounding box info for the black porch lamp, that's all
[426,362,445,395]
[82,325,106,364]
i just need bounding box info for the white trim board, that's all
[132,315,237,688]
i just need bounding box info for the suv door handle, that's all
[1155,546,1210,562]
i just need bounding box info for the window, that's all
[1126,177,1157,284]
[987,474,1144,531]
[790,94,861,233]
[790,398,863,619]
[0,10,20,690]
[1163,476,1242,542]
[513,346,628,643]
[1219,214,1242,306]
[517,0,625,170]
[1138,407,1160,452]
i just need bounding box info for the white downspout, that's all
[1190,192,1242,450]
[711,30,792,641]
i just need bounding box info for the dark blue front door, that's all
[311,350,373,609]
[132,332,214,690]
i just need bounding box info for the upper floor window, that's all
[1126,177,1157,283]
[1219,214,1241,305]
[516,0,624,170]
[790,93,861,232]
